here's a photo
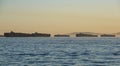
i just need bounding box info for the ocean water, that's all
[0,37,120,66]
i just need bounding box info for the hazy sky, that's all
[0,0,120,34]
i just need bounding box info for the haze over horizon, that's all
[0,0,120,34]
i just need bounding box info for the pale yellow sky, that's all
[0,0,120,34]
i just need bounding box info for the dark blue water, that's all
[0,37,120,66]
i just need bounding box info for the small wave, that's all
[61,62,76,66]
[0,49,3,51]
[17,53,49,56]
[91,60,116,64]
[112,51,120,56]
[81,59,91,62]
[0,53,49,56]
[27,61,51,64]
[82,64,107,66]
[80,52,90,55]
[66,52,79,56]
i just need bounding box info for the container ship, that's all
[100,34,115,37]
[0,35,4,37]
[54,34,70,37]
[4,31,51,37]
[76,33,98,37]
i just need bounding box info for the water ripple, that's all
[0,38,120,66]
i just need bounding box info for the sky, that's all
[0,0,120,34]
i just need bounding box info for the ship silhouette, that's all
[76,33,98,37]
[54,34,70,37]
[100,34,115,37]
[3,31,118,37]
[4,31,51,37]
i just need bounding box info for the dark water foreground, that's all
[0,37,120,66]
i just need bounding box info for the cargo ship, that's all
[76,33,98,37]
[54,34,70,37]
[0,35,4,37]
[100,34,115,37]
[4,31,51,37]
